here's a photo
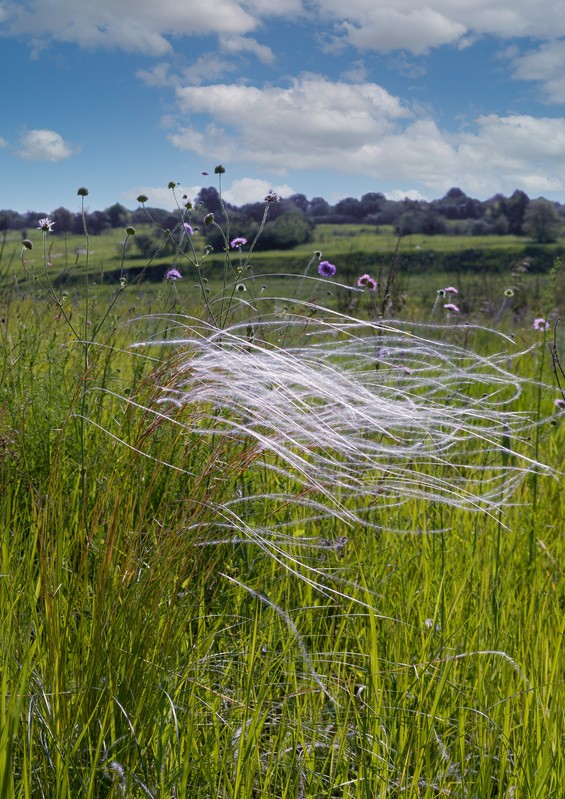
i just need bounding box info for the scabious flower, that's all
[554,398,565,411]
[183,223,194,235]
[443,286,458,294]
[533,317,549,331]
[165,267,183,280]
[37,217,54,232]
[230,237,247,249]
[357,273,377,291]
[265,191,280,203]
[444,303,460,312]
[317,260,336,277]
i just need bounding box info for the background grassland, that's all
[0,224,563,798]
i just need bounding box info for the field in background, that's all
[0,220,563,798]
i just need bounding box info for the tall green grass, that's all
[0,194,563,798]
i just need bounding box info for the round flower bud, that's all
[77,187,89,197]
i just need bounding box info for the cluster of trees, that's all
[2,186,564,249]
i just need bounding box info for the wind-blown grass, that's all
[0,198,563,798]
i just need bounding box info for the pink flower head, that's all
[165,267,183,280]
[533,317,549,331]
[230,237,247,249]
[183,223,194,235]
[357,273,377,291]
[554,398,565,411]
[265,191,280,203]
[37,217,54,232]
[443,286,458,294]
[318,260,336,277]
[444,303,460,312]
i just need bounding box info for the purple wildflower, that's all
[357,273,377,291]
[533,317,549,331]
[183,223,194,235]
[443,286,458,294]
[37,217,54,232]
[230,237,248,249]
[444,303,460,312]
[317,260,336,277]
[265,191,280,203]
[165,267,183,280]
[554,397,565,411]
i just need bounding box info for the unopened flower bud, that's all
[125,226,136,235]
[22,239,33,250]
[77,186,89,196]
[214,164,226,174]
[137,194,149,204]
[204,213,214,225]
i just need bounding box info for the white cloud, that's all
[170,75,410,162]
[1,0,261,55]
[340,8,466,54]
[120,184,203,211]
[222,177,294,205]
[166,74,565,198]
[509,41,565,103]
[16,129,76,161]
[315,1,565,51]
[385,189,428,202]
[3,1,565,59]
[0,137,8,148]
[219,34,275,65]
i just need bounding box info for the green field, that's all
[0,218,563,797]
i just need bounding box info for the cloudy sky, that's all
[2,0,565,213]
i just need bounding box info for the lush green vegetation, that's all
[0,200,563,798]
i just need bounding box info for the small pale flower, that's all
[230,237,247,249]
[165,267,182,280]
[443,286,458,294]
[444,303,460,312]
[317,260,336,277]
[183,223,194,235]
[533,317,549,331]
[554,398,565,411]
[265,191,280,203]
[357,273,377,291]
[37,217,54,232]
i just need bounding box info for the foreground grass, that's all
[0,248,563,798]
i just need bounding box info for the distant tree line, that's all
[2,186,564,247]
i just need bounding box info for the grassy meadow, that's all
[0,205,563,798]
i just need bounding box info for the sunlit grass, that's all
[0,209,563,798]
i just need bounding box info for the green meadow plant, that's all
[0,175,563,798]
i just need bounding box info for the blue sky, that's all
[2,0,565,213]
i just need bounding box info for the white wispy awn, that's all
[135,307,552,534]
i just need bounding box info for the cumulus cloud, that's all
[16,129,77,161]
[170,75,410,159]
[120,184,203,211]
[2,1,565,60]
[508,40,565,103]
[219,34,275,64]
[1,0,260,55]
[222,177,295,205]
[0,137,8,148]
[315,1,565,51]
[166,74,565,198]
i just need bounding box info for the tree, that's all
[51,206,74,233]
[523,199,561,243]
[104,203,131,228]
